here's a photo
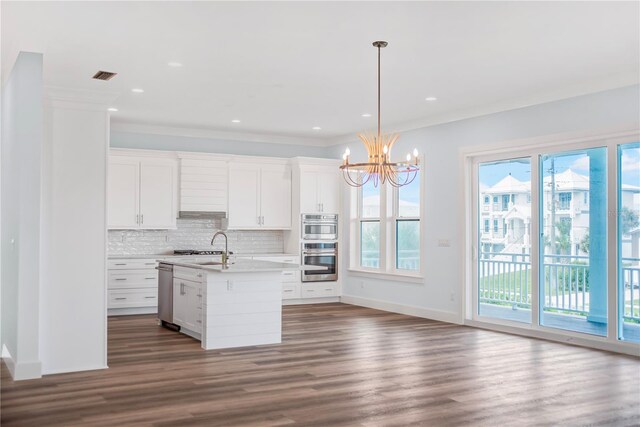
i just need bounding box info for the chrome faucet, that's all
[211,231,230,265]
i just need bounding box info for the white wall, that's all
[39,94,110,374]
[328,84,640,322]
[0,52,44,379]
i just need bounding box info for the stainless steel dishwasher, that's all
[157,262,180,330]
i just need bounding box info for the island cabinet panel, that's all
[201,271,282,350]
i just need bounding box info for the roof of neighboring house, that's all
[484,174,530,194]
[482,168,640,195]
[543,169,589,191]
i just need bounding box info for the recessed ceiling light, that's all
[168,62,183,67]
[107,107,118,112]
[425,96,437,101]
[131,88,144,93]
[231,119,241,123]
[312,126,321,131]
[361,113,372,117]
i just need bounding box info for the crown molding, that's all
[325,76,640,147]
[44,85,119,111]
[110,121,331,147]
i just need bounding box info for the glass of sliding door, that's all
[478,158,532,323]
[540,148,607,336]
[618,143,640,343]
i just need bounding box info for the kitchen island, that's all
[159,258,316,350]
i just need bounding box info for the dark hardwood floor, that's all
[2,303,639,426]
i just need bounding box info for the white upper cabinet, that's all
[179,157,228,213]
[228,165,260,229]
[108,158,139,228]
[108,153,177,229]
[139,161,176,228]
[228,162,291,229]
[261,167,292,228]
[299,168,340,214]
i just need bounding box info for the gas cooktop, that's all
[173,250,231,256]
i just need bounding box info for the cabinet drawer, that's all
[108,289,158,309]
[108,259,158,270]
[174,267,204,283]
[281,269,300,283]
[301,283,338,298]
[108,271,158,289]
[282,284,301,300]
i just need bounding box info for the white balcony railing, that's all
[478,252,640,324]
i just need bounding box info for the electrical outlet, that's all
[438,239,450,247]
[359,280,365,289]
[450,291,455,302]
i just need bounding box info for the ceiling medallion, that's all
[340,41,419,188]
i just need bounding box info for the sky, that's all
[479,143,640,188]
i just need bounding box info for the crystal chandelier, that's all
[340,41,419,188]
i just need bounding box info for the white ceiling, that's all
[2,1,638,145]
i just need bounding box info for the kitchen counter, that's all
[108,253,299,260]
[160,258,322,273]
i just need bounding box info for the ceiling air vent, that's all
[92,70,117,81]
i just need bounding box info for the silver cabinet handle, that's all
[136,214,139,225]
[257,216,261,225]
[115,297,127,300]
[197,273,202,278]
[115,263,126,266]
[145,277,155,280]
[196,319,202,324]
[141,214,144,225]
[144,296,156,299]
[115,278,127,281]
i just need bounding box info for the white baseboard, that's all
[108,307,157,316]
[283,297,340,305]
[1,345,42,380]
[340,295,462,324]
[42,364,108,376]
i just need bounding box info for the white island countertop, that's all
[159,258,326,273]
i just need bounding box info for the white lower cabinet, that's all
[173,277,203,334]
[301,282,338,298]
[108,258,159,314]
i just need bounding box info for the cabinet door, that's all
[108,157,139,228]
[261,166,292,229]
[318,171,340,214]
[228,165,260,229]
[173,282,186,327]
[139,160,177,229]
[299,171,319,214]
[187,284,203,333]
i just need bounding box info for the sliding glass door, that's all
[618,143,640,343]
[540,148,607,336]
[477,158,532,323]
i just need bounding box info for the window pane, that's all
[540,148,607,336]
[360,221,380,268]
[396,220,420,271]
[361,179,380,218]
[478,158,532,323]
[619,142,640,343]
[398,172,420,217]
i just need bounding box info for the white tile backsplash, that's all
[108,219,284,256]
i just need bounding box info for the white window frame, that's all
[350,164,424,281]
[462,130,639,356]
